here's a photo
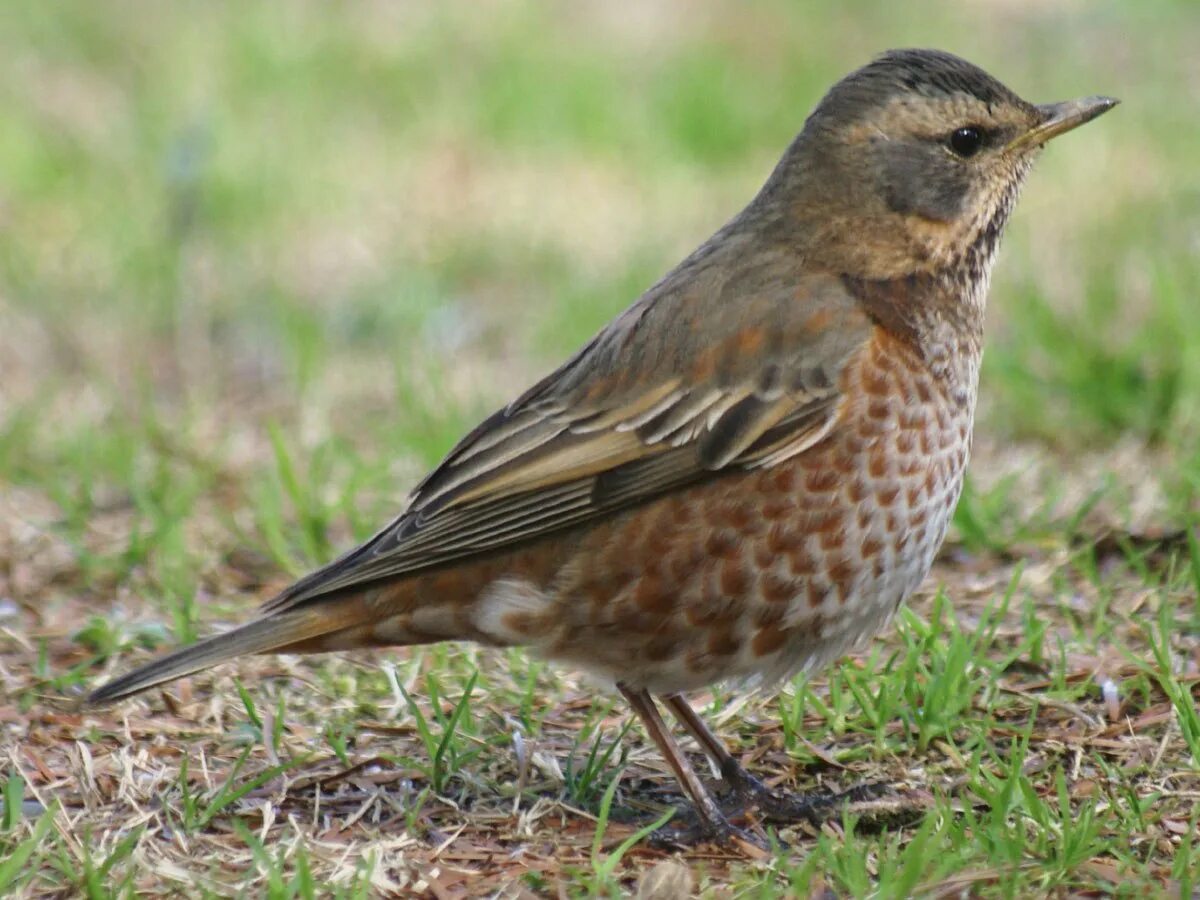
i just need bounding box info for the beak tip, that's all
[1082,95,1121,127]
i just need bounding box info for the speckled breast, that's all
[547,326,979,694]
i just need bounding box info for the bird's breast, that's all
[524,326,978,693]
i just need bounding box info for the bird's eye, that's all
[948,126,984,158]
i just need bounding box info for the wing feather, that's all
[260,271,872,614]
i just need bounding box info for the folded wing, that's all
[262,270,873,614]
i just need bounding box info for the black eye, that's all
[948,126,984,157]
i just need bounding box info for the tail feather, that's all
[87,598,369,705]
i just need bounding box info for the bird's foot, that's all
[719,759,907,826]
[648,808,770,853]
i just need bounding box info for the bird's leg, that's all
[662,693,895,824]
[660,693,802,817]
[617,685,764,849]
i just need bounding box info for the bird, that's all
[88,49,1117,845]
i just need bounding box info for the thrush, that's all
[89,49,1116,844]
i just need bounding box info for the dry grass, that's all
[12,512,1200,895]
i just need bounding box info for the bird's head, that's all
[765,49,1117,285]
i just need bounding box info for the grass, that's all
[2,0,1199,895]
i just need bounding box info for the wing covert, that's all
[261,269,872,613]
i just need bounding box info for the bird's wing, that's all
[262,269,873,614]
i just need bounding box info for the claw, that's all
[657,694,923,838]
[649,811,771,854]
[718,757,900,825]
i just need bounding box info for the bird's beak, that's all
[1006,95,1119,152]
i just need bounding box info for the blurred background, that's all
[1,0,1197,642]
[3,2,1200,893]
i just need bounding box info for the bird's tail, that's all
[87,595,371,705]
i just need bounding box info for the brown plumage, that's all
[89,49,1116,845]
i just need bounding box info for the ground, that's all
[3,1,1200,897]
